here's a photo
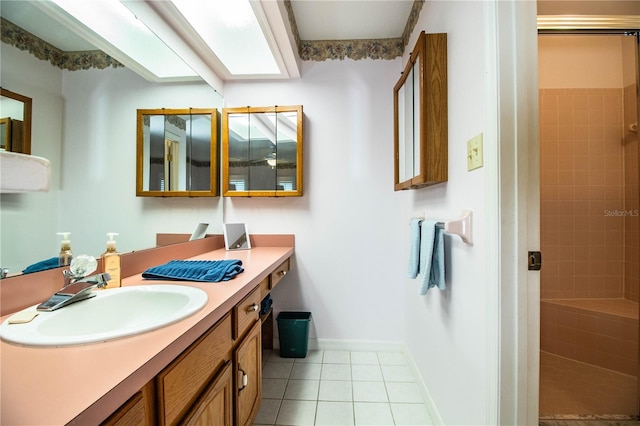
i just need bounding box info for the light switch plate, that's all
[467,133,483,171]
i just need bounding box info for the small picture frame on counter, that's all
[223,223,251,250]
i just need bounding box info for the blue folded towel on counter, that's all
[142,259,244,282]
[22,257,59,274]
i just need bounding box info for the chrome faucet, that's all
[37,272,111,312]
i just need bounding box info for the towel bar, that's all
[442,210,472,245]
[413,210,473,245]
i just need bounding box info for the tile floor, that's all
[254,349,434,426]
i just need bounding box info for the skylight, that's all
[49,0,198,81]
[170,0,280,75]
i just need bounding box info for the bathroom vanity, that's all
[0,235,294,425]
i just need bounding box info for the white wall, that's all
[1,45,63,273]
[401,2,490,424]
[223,59,407,342]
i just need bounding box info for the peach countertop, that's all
[0,244,293,425]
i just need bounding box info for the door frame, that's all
[484,2,540,424]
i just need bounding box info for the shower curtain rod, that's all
[538,29,639,35]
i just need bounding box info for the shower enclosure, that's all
[538,32,639,420]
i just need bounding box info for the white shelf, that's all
[0,151,51,193]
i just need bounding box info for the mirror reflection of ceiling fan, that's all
[255,152,277,167]
[229,152,294,167]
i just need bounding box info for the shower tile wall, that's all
[540,87,640,376]
[540,88,626,300]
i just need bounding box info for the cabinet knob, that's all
[238,368,248,390]
[246,304,259,313]
[278,270,287,276]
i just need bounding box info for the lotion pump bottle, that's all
[102,232,121,289]
[57,232,73,266]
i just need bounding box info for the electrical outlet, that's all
[467,133,483,171]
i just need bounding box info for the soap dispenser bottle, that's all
[57,232,73,266]
[102,232,121,289]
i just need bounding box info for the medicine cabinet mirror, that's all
[393,31,448,190]
[136,108,218,197]
[0,87,32,154]
[222,105,303,197]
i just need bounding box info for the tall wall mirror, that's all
[136,108,219,197]
[222,105,303,197]
[0,87,32,154]
[1,2,224,278]
[393,31,448,190]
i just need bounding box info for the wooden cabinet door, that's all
[234,320,262,426]
[181,362,233,426]
[102,382,155,426]
[157,314,232,426]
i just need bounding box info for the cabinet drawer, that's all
[269,258,290,290]
[234,286,261,341]
[157,314,232,426]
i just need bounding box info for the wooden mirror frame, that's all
[136,108,219,197]
[0,87,32,155]
[393,32,448,190]
[222,105,303,197]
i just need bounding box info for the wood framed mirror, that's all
[393,32,448,190]
[0,87,32,154]
[136,108,218,197]
[222,105,303,197]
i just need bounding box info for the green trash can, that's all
[277,311,312,358]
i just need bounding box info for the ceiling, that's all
[291,1,415,40]
[0,0,419,92]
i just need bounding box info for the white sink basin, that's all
[0,285,208,347]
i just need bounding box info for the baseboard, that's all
[272,337,444,425]
[400,342,445,425]
[312,338,407,352]
[273,338,405,352]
